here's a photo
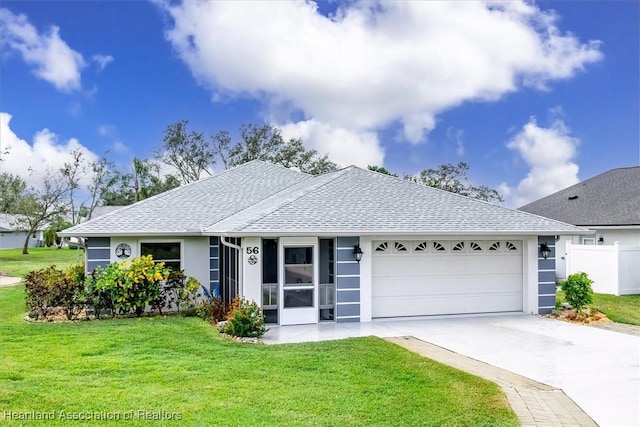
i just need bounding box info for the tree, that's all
[60,150,117,224]
[406,162,504,203]
[44,218,73,247]
[156,120,215,184]
[101,158,180,206]
[0,173,26,213]
[367,165,398,177]
[213,124,338,175]
[12,169,73,254]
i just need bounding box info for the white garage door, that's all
[372,240,523,318]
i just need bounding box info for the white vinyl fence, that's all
[566,242,640,295]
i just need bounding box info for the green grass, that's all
[556,290,640,326]
[0,247,83,277]
[591,293,640,325]
[0,285,517,426]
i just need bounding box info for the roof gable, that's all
[519,167,640,226]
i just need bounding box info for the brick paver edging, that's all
[387,336,598,427]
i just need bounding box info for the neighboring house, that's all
[60,161,589,324]
[519,167,640,281]
[0,213,45,250]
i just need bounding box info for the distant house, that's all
[519,166,640,282]
[0,214,45,250]
[60,160,589,324]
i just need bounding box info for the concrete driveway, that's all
[263,314,640,427]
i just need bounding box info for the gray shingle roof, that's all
[518,167,640,226]
[60,161,310,236]
[211,166,588,236]
[61,160,590,237]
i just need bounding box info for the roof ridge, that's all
[206,167,352,232]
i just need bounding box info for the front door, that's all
[280,245,317,325]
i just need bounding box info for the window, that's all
[140,242,181,270]
[582,237,596,245]
[283,246,313,308]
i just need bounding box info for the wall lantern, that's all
[598,236,604,245]
[540,243,551,260]
[353,245,364,263]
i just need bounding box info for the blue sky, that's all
[1,0,638,207]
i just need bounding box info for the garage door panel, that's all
[372,240,523,318]
[372,255,522,277]
[373,275,522,298]
[373,293,523,318]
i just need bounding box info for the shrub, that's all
[24,266,60,319]
[560,272,594,312]
[85,264,118,318]
[157,271,202,315]
[24,264,86,320]
[86,256,169,317]
[194,297,229,323]
[220,298,268,338]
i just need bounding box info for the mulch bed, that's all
[546,307,612,325]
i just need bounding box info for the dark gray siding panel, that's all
[538,283,556,295]
[209,237,220,298]
[87,237,110,248]
[538,295,555,308]
[336,248,358,262]
[87,260,110,272]
[337,290,360,304]
[538,270,555,283]
[336,262,360,276]
[537,236,556,314]
[337,236,359,247]
[538,258,555,271]
[87,248,110,260]
[336,276,360,289]
[336,304,360,317]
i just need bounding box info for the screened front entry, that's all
[262,238,336,325]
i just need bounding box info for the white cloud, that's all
[111,141,129,154]
[158,0,602,165]
[0,112,99,188]
[0,8,86,91]
[446,127,465,156]
[92,54,113,72]
[499,116,580,207]
[279,120,384,168]
[97,124,115,136]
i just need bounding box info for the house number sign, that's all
[246,247,259,265]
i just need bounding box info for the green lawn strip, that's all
[0,285,516,426]
[0,247,84,278]
[556,290,640,326]
[591,293,640,325]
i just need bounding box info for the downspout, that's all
[220,237,243,300]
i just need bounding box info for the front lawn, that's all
[0,247,83,277]
[591,293,640,326]
[0,285,517,426]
